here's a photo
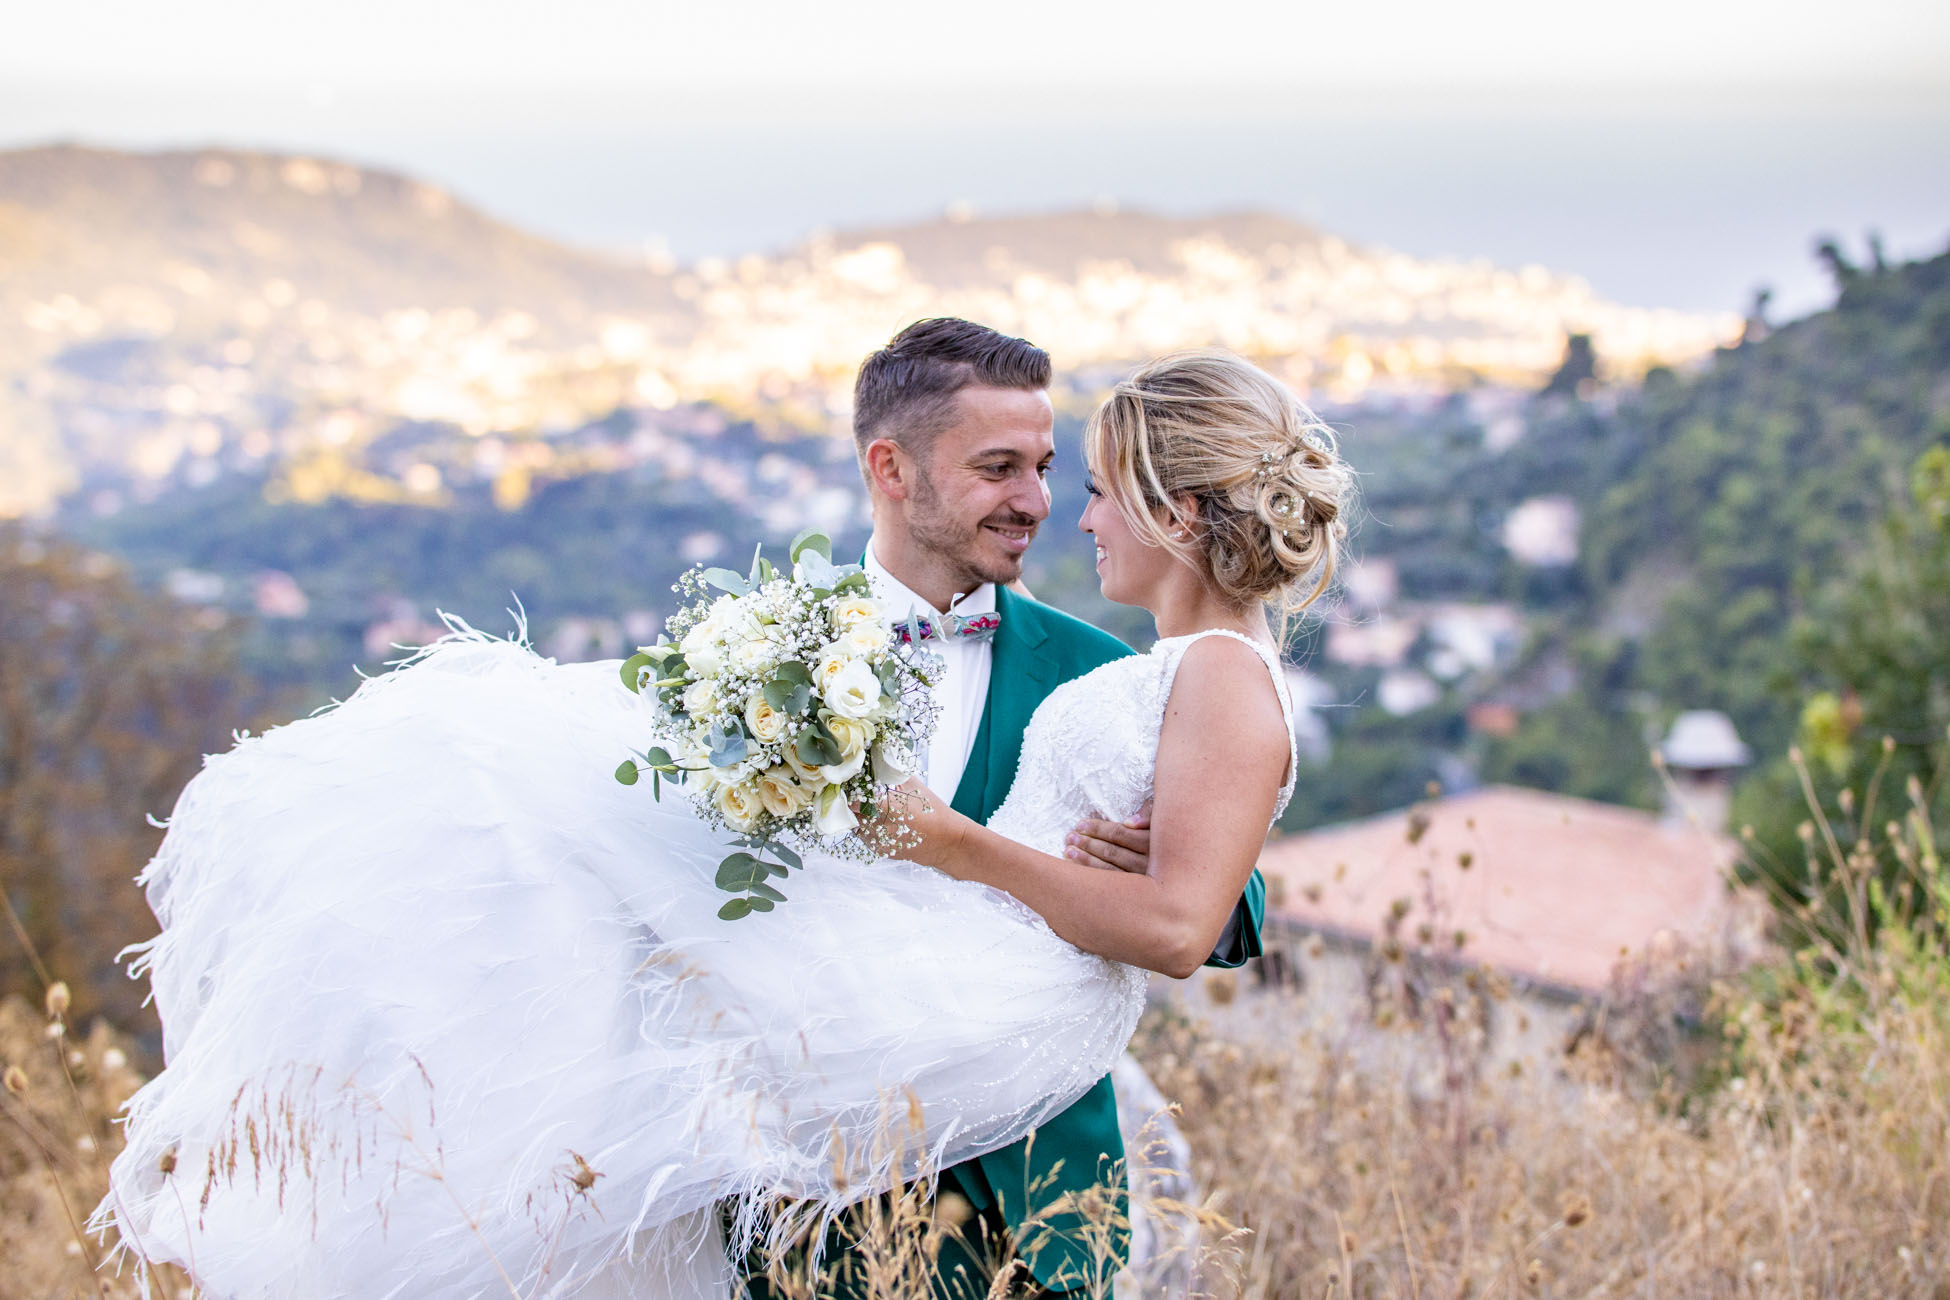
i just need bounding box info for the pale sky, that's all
[8,0,1949,98]
[5,0,1948,313]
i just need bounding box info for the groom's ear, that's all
[864,437,916,502]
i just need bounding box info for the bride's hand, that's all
[859,776,967,866]
[1064,804,1152,874]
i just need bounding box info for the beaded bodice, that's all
[985,629,1296,854]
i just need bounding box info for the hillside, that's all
[1467,245,1950,807]
[0,144,689,350]
[0,144,1739,516]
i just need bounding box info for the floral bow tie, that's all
[891,610,1001,645]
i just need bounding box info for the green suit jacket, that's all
[941,585,1266,1293]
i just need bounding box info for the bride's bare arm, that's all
[889,636,1289,978]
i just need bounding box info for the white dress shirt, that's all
[864,539,995,802]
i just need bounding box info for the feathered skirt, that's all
[99,635,1147,1299]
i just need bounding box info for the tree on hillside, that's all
[1540,332,1597,400]
[0,527,264,1033]
[1736,448,1950,945]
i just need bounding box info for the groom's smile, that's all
[983,518,1036,554]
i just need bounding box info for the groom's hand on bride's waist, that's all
[1064,806,1152,874]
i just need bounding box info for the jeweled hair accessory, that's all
[1299,428,1331,456]
[1254,448,1284,482]
[1269,489,1310,539]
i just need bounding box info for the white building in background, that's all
[1501,495,1581,567]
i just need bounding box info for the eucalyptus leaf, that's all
[707,719,751,767]
[772,844,804,871]
[643,745,673,769]
[699,568,750,595]
[613,760,639,786]
[750,881,787,903]
[763,677,812,715]
[715,852,764,891]
[718,898,753,921]
[795,549,839,589]
[774,661,813,687]
[794,727,842,767]
[746,896,775,913]
[619,651,653,693]
[790,528,833,564]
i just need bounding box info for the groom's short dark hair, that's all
[853,318,1051,460]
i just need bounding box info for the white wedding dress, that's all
[100,626,1294,1299]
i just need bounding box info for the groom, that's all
[741,318,1264,1299]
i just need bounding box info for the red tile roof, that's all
[1259,785,1747,995]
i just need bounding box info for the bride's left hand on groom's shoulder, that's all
[1065,806,1152,874]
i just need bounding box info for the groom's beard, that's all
[909,477,1040,591]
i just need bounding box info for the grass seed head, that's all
[3,1065,26,1096]
[44,981,70,1020]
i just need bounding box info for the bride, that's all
[99,343,1352,1299]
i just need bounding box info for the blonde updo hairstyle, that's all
[1084,350,1353,621]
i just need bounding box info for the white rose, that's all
[745,695,787,744]
[681,626,724,676]
[733,635,776,673]
[680,611,717,651]
[871,737,915,785]
[682,678,718,716]
[832,595,883,629]
[812,782,858,836]
[754,766,812,818]
[840,622,888,657]
[814,651,850,695]
[819,714,873,784]
[717,598,761,644]
[715,779,763,832]
[825,659,883,720]
[780,740,823,785]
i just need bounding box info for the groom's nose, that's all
[1004,471,1051,524]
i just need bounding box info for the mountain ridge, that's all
[0,143,1741,517]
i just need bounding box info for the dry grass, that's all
[1134,750,1950,1299]
[0,991,193,1300]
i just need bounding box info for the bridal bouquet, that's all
[615,531,939,919]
